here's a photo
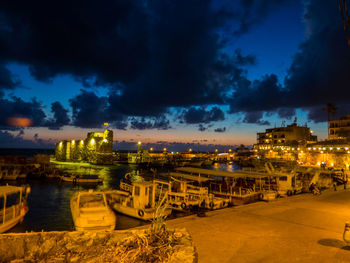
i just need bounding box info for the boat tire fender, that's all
[138,209,144,217]
[209,201,214,210]
[181,202,187,210]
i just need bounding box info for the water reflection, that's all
[7,162,236,233]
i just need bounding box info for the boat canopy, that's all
[175,167,276,179]
[0,185,22,196]
[169,172,214,183]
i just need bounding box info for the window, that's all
[134,186,140,196]
[279,176,287,181]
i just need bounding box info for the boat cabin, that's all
[0,185,29,233]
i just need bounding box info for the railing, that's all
[1,205,20,225]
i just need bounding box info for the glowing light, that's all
[311,130,313,133]
[150,147,153,151]
[189,148,192,152]
[6,117,33,127]
[320,151,323,153]
[331,163,334,166]
[322,148,326,150]
[313,148,316,150]
[229,149,232,152]
[59,142,62,147]
[308,148,311,151]
[346,147,349,150]
[163,148,167,151]
[90,139,95,145]
[103,139,108,143]
[80,140,84,145]
[348,151,350,154]
[317,162,321,166]
[72,140,75,145]
[330,147,333,150]
[337,147,341,150]
[104,122,109,126]
[215,149,218,152]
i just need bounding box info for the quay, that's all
[141,187,350,263]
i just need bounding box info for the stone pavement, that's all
[160,188,350,263]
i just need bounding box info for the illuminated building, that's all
[329,115,350,140]
[55,130,113,164]
[255,122,317,152]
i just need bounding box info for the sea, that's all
[1,148,239,233]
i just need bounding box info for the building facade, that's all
[55,130,113,164]
[329,115,350,140]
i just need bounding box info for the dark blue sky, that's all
[0,0,349,150]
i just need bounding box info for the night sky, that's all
[0,0,349,151]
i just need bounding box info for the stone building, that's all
[329,115,350,140]
[55,130,113,164]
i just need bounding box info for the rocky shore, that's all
[0,228,196,263]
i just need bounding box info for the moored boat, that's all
[106,180,172,221]
[0,185,30,233]
[70,190,116,231]
[60,174,103,184]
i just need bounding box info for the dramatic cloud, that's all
[130,116,171,130]
[69,90,109,128]
[0,96,47,128]
[47,101,70,130]
[181,106,225,124]
[0,0,291,129]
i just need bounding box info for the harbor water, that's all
[3,156,239,233]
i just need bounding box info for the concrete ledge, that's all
[0,228,196,263]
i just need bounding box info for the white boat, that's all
[70,190,116,231]
[106,181,172,221]
[3,168,19,180]
[0,185,30,233]
[60,174,103,184]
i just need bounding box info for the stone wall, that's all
[0,228,197,263]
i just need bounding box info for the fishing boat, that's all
[70,190,116,231]
[0,185,30,233]
[106,180,172,221]
[60,174,103,184]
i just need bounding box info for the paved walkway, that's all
[161,188,350,262]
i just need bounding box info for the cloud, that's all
[181,106,225,124]
[46,101,70,130]
[0,63,20,91]
[69,90,109,128]
[214,127,226,132]
[198,124,207,132]
[0,96,47,128]
[0,0,287,124]
[130,116,171,130]
[0,130,52,148]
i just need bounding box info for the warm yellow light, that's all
[150,147,153,151]
[80,140,84,145]
[317,162,321,166]
[104,122,109,126]
[215,149,218,152]
[311,130,313,133]
[163,148,167,151]
[308,148,311,151]
[320,151,323,153]
[313,148,316,150]
[331,163,334,166]
[72,140,75,145]
[337,147,341,150]
[138,141,142,145]
[90,138,95,145]
[322,148,326,150]
[346,147,349,150]
[189,148,192,152]
[229,149,232,152]
[103,138,108,143]
[330,147,333,150]
[59,141,62,147]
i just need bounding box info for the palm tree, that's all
[338,0,350,46]
[324,103,337,137]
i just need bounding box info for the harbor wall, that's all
[0,228,197,263]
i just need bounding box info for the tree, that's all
[338,0,350,46]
